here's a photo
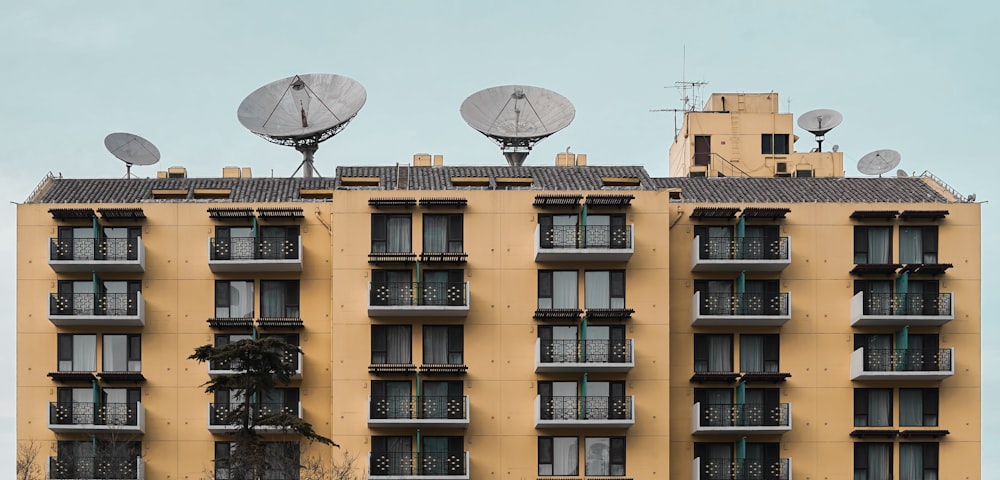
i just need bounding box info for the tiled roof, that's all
[651,177,951,203]
[28,168,953,204]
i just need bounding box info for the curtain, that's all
[709,335,731,372]
[261,282,284,317]
[899,227,922,264]
[387,326,411,364]
[869,389,891,426]
[899,389,922,426]
[386,382,411,419]
[74,335,96,371]
[869,444,891,480]
[585,271,610,309]
[423,326,448,364]
[553,437,578,476]
[899,444,921,480]
[868,227,891,263]
[423,271,448,306]
[740,335,763,372]
[387,216,411,252]
[422,437,448,475]
[424,216,447,253]
[387,437,412,475]
[708,226,733,259]
[103,335,126,371]
[585,437,610,475]
[552,271,577,309]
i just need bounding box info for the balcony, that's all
[850,347,955,381]
[49,237,145,273]
[691,402,792,435]
[207,402,303,434]
[691,291,791,327]
[534,224,634,262]
[48,402,145,434]
[692,457,791,480]
[534,338,634,373]
[368,282,470,317]
[850,292,954,327]
[534,395,635,429]
[691,235,791,272]
[368,451,469,479]
[207,236,302,272]
[49,293,145,327]
[48,455,144,480]
[367,395,470,428]
[208,350,303,380]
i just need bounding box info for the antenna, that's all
[237,73,366,178]
[797,109,843,152]
[460,85,575,166]
[104,133,160,178]
[857,149,901,176]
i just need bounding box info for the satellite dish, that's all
[104,132,160,178]
[237,73,366,178]
[857,149,901,176]
[797,109,843,152]
[460,85,575,166]
[896,169,909,178]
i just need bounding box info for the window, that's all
[55,226,141,261]
[538,325,578,363]
[854,443,892,480]
[899,226,938,264]
[584,214,628,248]
[261,388,300,415]
[739,334,779,373]
[694,280,734,315]
[584,271,625,309]
[261,280,299,318]
[538,381,578,420]
[420,436,465,475]
[371,436,413,476]
[694,389,733,427]
[215,281,254,318]
[538,271,578,309]
[854,389,893,426]
[213,226,254,260]
[371,325,412,364]
[694,225,734,259]
[215,441,300,480]
[370,270,412,306]
[101,388,141,425]
[421,270,465,306]
[421,381,465,420]
[539,325,627,364]
[55,387,94,425]
[854,226,893,264]
[103,334,141,372]
[57,334,96,371]
[372,214,412,253]
[900,388,938,426]
[370,381,412,419]
[212,333,252,370]
[855,280,894,315]
[583,380,627,420]
[261,333,301,372]
[694,443,733,479]
[423,325,463,365]
[56,440,142,477]
[538,214,578,248]
[694,334,733,373]
[259,226,300,260]
[761,134,790,155]
[694,135,711,166]
[423,214,463,253]
[538,437,578,476]
[585,437,625,476]
[900,443,938,480]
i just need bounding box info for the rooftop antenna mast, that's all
[651,47,708,137]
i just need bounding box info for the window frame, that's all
[423,214,464,254]
[739,334,780,373]
[57,333,97,372]
[584,437,626,476]
[422,325,464,365]
[854,388,893,427]
[538,436,579,476]
[761,133,790,155]
[854,226,893,264]
[260,280,300,318]
[854,442,893,480]
[371,213,413,253]
[584,270,626,309]
[899,442,938,480]
[693,334,734,373]
[214,280,254,319]
[102,334,141,373]
[899,388,938,427]
[371,325,413,365]
[538,270,579,309]
[899,225,938,264]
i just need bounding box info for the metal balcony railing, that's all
[539,225,632,250]
[48,402,141,427]
[698,293,789,316]
[696,236,789,261]
[209,236,299,261]
[369,282,468,307]
[695,457,791,480]
[209,348,301,374]
[539,396,633,421]
[49,293,140,317]
[696,403,791,428]
[368,451,468,477]
[208,402,301,427]
[861,292,953,316]
[539,339,633,364]
[369,395,468,420]
[50,237,141,261]
[48,455,144,480]
[861,348,953,372]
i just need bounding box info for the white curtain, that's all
[424,216,447,253]
[387,216,411,252]
[585,271,610,309]
[423,326,448,364]
[740,335,763,372]
[387,437,412,475]
[868,227,891,263]
[103,335,126,371]
[709,226,733,259]
[230,282,254,318]
[899,227,922,263]
[866,444,892,480]
[709,335,731,372]
[553,271,578,309]
[868,389,891,426]
[585,437,610,475]
[387,326,411,364]
[553,437,578,476]
[899,389,927,426]
[74,335,96,371]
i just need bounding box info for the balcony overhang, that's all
[367,395,470,429]
[49,237,146,273]
[368,282,470,317]
[690,235,791,272]
[48,293,145,327]
[534,224,634,262]
[691,291,791,327]
[850,347,955,381]
[691,402,792,435]
[533,395,635,429]
[534,338,635,373]
[207,236,303,272]
[207,402,303,434]
[850,291,954,327]
[48,402,145,434]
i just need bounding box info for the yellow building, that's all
[16,93,980,479]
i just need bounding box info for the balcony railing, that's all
[534,338,634,373]
[691,402,792,435]
[368,395,470,428]
[692,457,791,480]
[368,450,469,479]
[48,402,145,434]
[207,402,303,434]
[534,395,635,428]
[850,347,955,381]
[49,237,145,273]
[368,281,470,317]
[208,350,303,379]
[691,236,791,272]
[692,291,791,326]
[208,236,302,272]
[850,292,954,326]
[534,224,634,262]
[49,292,145,327]
[48,455,144,480]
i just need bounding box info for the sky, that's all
[2,0,996,475]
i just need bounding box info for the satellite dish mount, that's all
[857,149,902,177]
[797,109,843,152]
[104,133,160,178]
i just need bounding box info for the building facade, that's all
[16,93,980,479]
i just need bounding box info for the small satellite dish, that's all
[857,149,901,176]
[832,144,840,152]
[460,85,576,166]
[896,169,909,178]
[797,109,843,152]
[237,73,366,178]
[104,132,160,178]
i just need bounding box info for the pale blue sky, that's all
[2,1,995,475]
